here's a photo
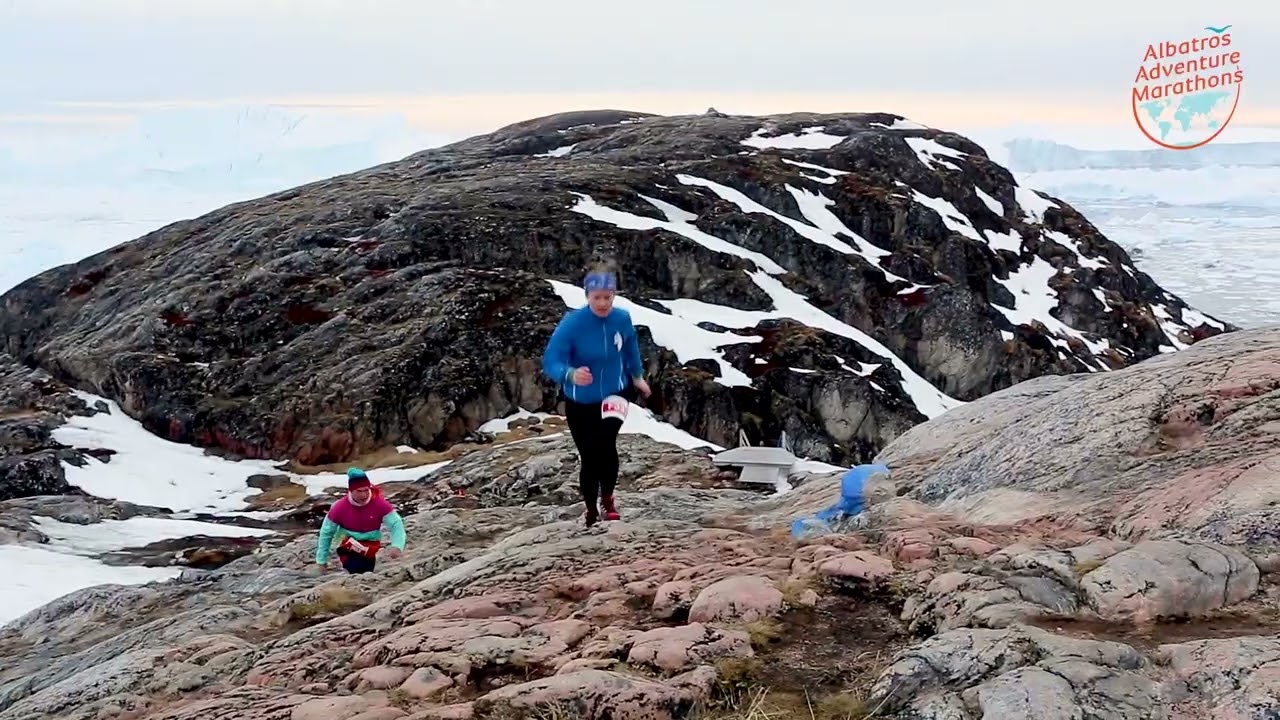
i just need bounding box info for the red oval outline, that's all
[1130,78,1242,150]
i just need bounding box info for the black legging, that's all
[564,385,637,512]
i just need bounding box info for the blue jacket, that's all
[542,306,644,404]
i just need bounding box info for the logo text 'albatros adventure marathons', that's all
[1131,25,1244,149]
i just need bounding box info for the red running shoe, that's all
[601,494,621,521]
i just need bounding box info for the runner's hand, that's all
[385,547,403,559]
[572,367,593,385]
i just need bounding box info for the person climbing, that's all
[315,467,406,573]
[541,263,651,527]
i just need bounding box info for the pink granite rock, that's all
[687,575,784,624]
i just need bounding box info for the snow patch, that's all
[51,392,449,512]
[791,458,848,475]
[992,256,1111,363]
[635,277,961,419]
[31,516,274,556]
[676,174,900,278]
[567,185,963,419]
[781,158,849,186]
[870,118,932,130]
[623,404,723,450]
[640,194,699,224]
[984,229,1023,253]
[780,158,849,177]
[569,192,785,274]
[904,183,1026,254]
[904,137,965,171]
[975,188,1004,216]
[1182,306,1227,331]
[1014,184,1059,223]
[741,127,846,150]
[905,186,984,242]
[783,186,893,263]
[746,271,961,418]
[1091,288,1111,309]
[536,144,576,158]
[1043,229,1107,270]
[828,354,881,377]
[555,269,962,417]
[1151,304,1191,350]
[0,545,182,626]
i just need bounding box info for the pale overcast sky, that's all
[1,0,1277,131]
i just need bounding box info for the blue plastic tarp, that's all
[790,463,889,540]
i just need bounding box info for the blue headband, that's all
[584,272,617,292]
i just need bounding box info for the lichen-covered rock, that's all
[866,625,1156,718]
[626,623,754,673]
[1079,540,1260,622]
[0,353,102,501]
[899,537,1261,634]
[877,327,1280,546]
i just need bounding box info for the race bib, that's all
[340,537,382,558]
[601,395,630,421]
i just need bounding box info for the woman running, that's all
[315,468,407,573]
[541,264,651,526]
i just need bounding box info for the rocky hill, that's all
[0,109,1232,484]
[0,325,1278,720]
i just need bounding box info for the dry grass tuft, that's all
[286,586,371,624]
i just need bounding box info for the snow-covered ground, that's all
[0,388,753,625]
[0,388,451,626]
[2,103,1277,627]
[0,382,748,626]
[54,391,446,513]
[0,544,186,624]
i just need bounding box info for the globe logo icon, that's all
[1131,26,1244,150]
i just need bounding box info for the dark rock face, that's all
[0,110,1233,468]
[0,494,167,544]
[0,354,101,501]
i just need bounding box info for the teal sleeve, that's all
[383,511,407,550]
[315,516,338,563]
